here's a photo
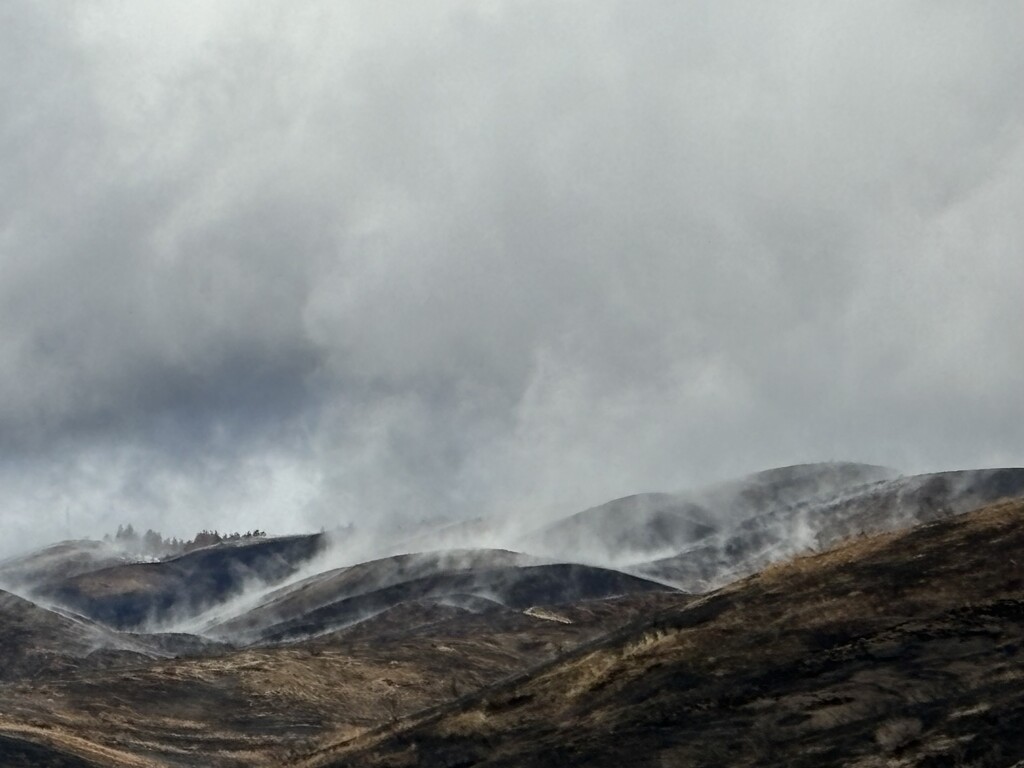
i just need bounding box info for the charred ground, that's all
[2,464,1023,767]
[307,499,1024,768]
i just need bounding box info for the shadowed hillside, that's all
[0,540,140,593]
[0,589,140,681]
[37,534,326,630]
[252,563,675,645]
[0,588,229,682]
[0,734,100,768]
[205,549,544,642]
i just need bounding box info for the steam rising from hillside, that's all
[5,462,1024,651]
[1,3,1023,555]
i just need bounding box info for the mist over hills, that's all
[4,2,1021,763]
[30,533,327,631]
[203,549,544,643]
[1,461,901,635]
[515,461,897,566]
[2,462,1024,766]
[631,466,1024,590]
[250,563,673,646]
[314,497,1024,768]
[0,588,227,682]
[0,588,138,681]
[5,463,1024,638]
[0,540,142,593]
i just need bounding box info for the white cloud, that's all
[0,1,1022,556]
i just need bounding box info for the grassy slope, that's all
[305,498,1024,768]
[0,593,682,767]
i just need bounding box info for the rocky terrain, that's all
[0,462,1022,767]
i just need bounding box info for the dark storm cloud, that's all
[1,1,1023,556]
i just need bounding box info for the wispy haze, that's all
[2,2,1022,556]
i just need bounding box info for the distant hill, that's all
[0,539,139,593]
[632,466,1024,589]
[37,533,326,630]
[516,462,897,565]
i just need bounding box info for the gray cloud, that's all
[1,1,1023,556]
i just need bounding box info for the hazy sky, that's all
[1,1,1022,556]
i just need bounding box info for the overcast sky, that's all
[1,1,1022,556]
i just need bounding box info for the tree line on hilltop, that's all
[104,524,267,557]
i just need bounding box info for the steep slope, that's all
[304,497,1024,768]
[635,466,1024,589]
[516,462,896,565]
[40,534,326,630]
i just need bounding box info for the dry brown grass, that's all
[434,710,490,738]
[0,718,165,768]
[304,498,1024,768]
[875,717,923,751]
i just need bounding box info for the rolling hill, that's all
[35,533,326,630]
[203,549,544,642]
[632,466,1024,589]
[0,588,225,682]
[2,462,1024,767]
[0,540,141,593]
[204,549,673,645]
[300,497,1024,768]
[515,462,897,565]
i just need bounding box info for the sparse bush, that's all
[383,688,402,724]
